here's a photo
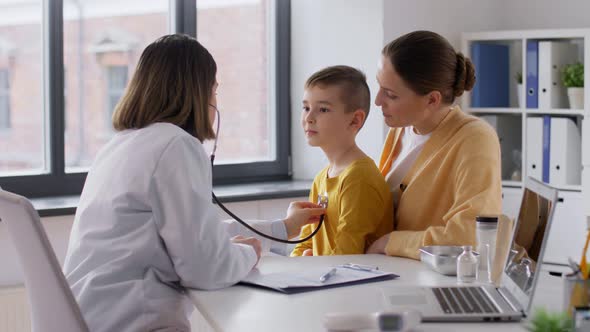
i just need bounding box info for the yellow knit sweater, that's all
[379,106,502,259]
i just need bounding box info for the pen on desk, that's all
[319,268,337,283]
[341,263,379,271]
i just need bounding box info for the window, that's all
[0,37,16,131]
[105,65,128,128]
[0,0,290,197]
[0,2,45,177]
[198,0,271,164]
[63,1,168,172]
[198,0,290,183]
[0,69,10,130]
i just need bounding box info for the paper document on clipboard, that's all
[239,263,399,294]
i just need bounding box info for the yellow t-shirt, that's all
[291,156,394,256]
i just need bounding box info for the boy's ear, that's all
[350,109,366,131]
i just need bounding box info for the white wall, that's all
[381,0,590,49]
[499,0,590,30]
[382,0,504,50]
[290,0,385,180]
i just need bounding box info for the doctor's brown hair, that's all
[382,30,476,104]
[112,34,216,141]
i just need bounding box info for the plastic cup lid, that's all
[476,215,498,223]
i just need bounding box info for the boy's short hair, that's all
[305,65,371,119]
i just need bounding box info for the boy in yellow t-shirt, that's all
[291,66,394,256]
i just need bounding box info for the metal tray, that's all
[419,246,477,276]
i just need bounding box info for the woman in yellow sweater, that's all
[366,30,502,259]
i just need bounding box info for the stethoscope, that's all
[209,105,327,244]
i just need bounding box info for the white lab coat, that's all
[222,219,292,256]
[64,123,258,332]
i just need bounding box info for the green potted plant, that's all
[526,308,573,332]
[562,62,584,109]
[515,71,523,108]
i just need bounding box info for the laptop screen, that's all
[502,178,557,309]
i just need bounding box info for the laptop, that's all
[382,177,559,322]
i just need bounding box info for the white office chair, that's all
[0,189,89,332]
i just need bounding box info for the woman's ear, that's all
[425,90,442,110]
[350,109,367,131]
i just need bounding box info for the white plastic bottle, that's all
[457,245,478,283]
[476,215,498,283]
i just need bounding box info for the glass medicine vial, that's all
[457,245,478,283]
[476,215,498,283]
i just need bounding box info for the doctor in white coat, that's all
[64,34,324,332]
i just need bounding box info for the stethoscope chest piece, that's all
[317,192,329,209]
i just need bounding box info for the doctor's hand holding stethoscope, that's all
[226,200,326,261]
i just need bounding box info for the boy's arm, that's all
[290,224,313,256]
[329,180,392,255]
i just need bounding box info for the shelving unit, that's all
[470,108,523,115]
[502,180,523,188]
[525,109,585,116]
[461,29,589,265]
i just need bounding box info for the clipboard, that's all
[239,264,399,294]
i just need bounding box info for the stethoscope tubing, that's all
[212,191,325,244]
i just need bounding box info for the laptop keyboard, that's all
[432,287,500,314]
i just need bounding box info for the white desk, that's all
[188,254,564,332]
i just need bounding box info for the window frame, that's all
[0,0,291,198]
